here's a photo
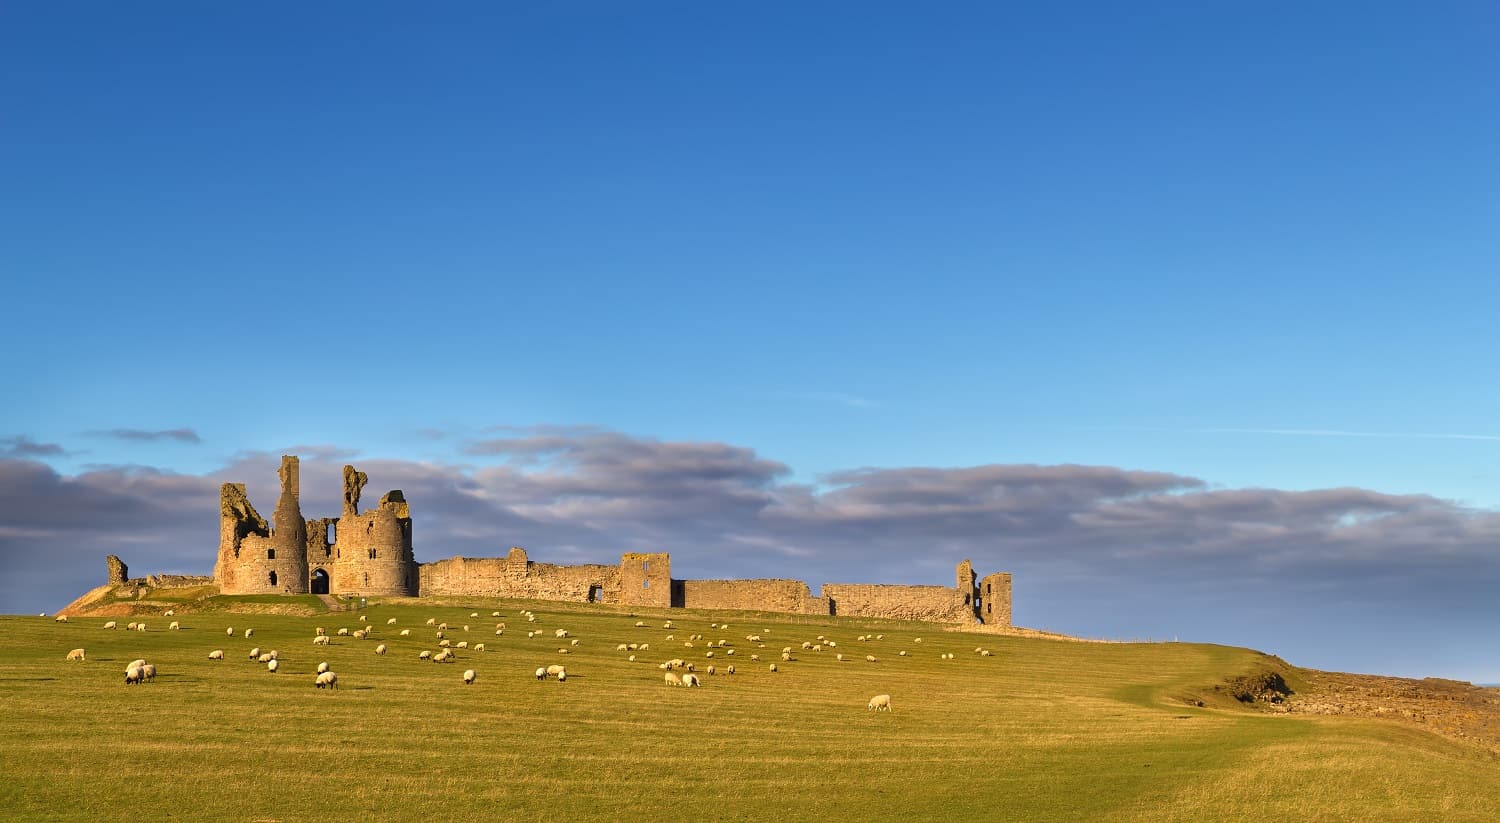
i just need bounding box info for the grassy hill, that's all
[2,596,1496,821]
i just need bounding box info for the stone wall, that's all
[329,480,419,597]
[106,555,128,585]
[419,550,621,602]
[821,583,978,623]
[619,552,671,607]
[677,579,827,614]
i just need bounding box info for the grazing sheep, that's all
[491,612,501,617]
[635,621,647,628]
[456,641,469,649]
[66,648,86,662]
[725,649,735,656]
[496,622,506,630]
[682,673,701,687]
[244,629,253,638]
[387,618,398,625]
[866,655,877,663]
[438,623,448,631]
[706,651,714,658]
[554,628,569,638]
[662,621,674,629]
[103,621,117,630]
[435,649,455,663]
[259,653,274,663]
[628,655,637,662]
[664,671,682,686]
[164,609,175,617]
[706,665,716,675]
[868,694,892,712]
[125,666,144,685]
[474,643,485,653]
[226,627,234,636]
[400,629,411,637]
[55,615,68,623]
[557,648,569,655]
[208,650,224,660]
[899,651,908,657]
[135,623,146,632]
[781,652,791,661]
[495,629,504,636]
[639,643,650,651]
[616,644,629,651]
[725,665,735,675]
[419,651,432,660]
[314,635,331,646]
[802,642,813,650]
[316,627,327,636]
[168,621,180,631]
[557,671,566,682]
[375,644,387,655]
[570,639,580,647]
[535,667,547,680]
[749,654,759,662]
[142,663,156,681]
[353,629,367,640]
[337,628,350,636]
[249,647,262,660]
[546,664,566,678]
[438,639,451,648]
[813,645,823,653]
[470,612,479,618]
[876,635,884,640]
[126,622,137,631]
[317,661,330,674]
[627,643,639,651]
[463,669,477,685]
[769,663,778,673]
[463,625,469,632]
[315,671,339,690]
[127,658,147,670]
[836,654,845,662]
[665,634,674,641]
[426,618,436,626]
[981,650,993,657]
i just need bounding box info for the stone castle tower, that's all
[214,456,417,597]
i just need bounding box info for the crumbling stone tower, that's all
[619,552,671,607]
[311,464,419,597]
[213,455,310,594]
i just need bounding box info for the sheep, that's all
[546,664,566,678]
[387,618,398,625]
[685,663,696,672]
[456,641,469,649]
[127,658,147,670]
[557,671,566,682]
[244,629,253,638]
[662,621,674,629]
[664,635,674,641]
[103,621,117,630]
[438,623,448,631]
[473,643,485,653]
[866,655,877,663]
[437,650,455,663]
[491,611,501,617]
[981,650,993,657]
[554,628,569,638]
[495,629,504,636]
[359,615,367,623]
[400,629,411,637]
[54,615,68,623]
[975,647,984,654]
[168,621,180,631]
[249,647,262,660]
[570,639,581,647]
[639,643,650,651]
[463,669,477,685]
[315,671,339,690]
[616,644,629,651]
[268,649,279,660]
[495,622,506,630]
[706,651,715,659]
[313,635,331,646]
[527,615,536,623]
[628,654,637,662]
[682,673,701,687]
[913,637,922,643]
[438,639,451,648]
[208,649,224,660]
[813,645,823,653]
[802,641,813,650]
[635,621,647,628]
[353,629,367,640]
[781,652,791,661]
[317,661,330,674]
[337,628,350,637]
[836,654,845,662]
[868,694,892,712]
[125,666,145,685]
[470,612,479,618]
[725,664,735,675]
[419,651,432,660]
[769,663,778,673]
[706,665,716,675]
[259,653,274,663]
[899,651,908,657]
[426,618,436,626]
[557,648,569,655]
[664,671,682,686]
[749,653,759,661]
[315,627,326,636]
[463,625,470,632]
[164,609,175,617]
[725,649,735,656]
[66,648,86,662]
[627,643,639,651]
[858,635,867,642]
[876,635,884,641]
[127,622,137,631]
[375,644,387,655]
[226,627,234,636]
[535,667,547,680]
[135,623,146,632]
[142,663,156,682]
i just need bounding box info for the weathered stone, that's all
[106,554,128,585]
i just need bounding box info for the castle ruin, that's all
[212,455,1012,625]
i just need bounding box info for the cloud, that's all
[3,427,1498,678]
[90,428,202,444]
[0,436,66,458]
[1196,427,1500,442]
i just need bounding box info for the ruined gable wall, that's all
[419,555,620,602]
[821,583,977,623]
[677,579,827,614]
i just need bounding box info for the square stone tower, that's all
[618,552,671,607]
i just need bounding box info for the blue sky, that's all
[3,3,1498,681]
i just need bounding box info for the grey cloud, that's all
[91,428,202,444]
[0,436,66,458]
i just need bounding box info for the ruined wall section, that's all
[214,482,271,594]
[419,548,620,602]
[328,466,418,596]
[618,552,671,607]
[821,583,978,623]
[957,559,980,620]
[978,572,1013,627]
[677,579,827,614]
[106,555,128,586]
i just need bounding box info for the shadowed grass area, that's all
[3,599,1496,821]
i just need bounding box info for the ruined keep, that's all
[210,455,1012,625]
[214,456,418,597]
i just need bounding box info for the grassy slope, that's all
[2,599,1495,822]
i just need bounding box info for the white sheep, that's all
[866,655,877,663]
[981,650,993,657]
[315,671,339,689]
[353,629,367,640]
[628,655,636,662]
[781,652,791,661]
[768,663,777,672]
[836,653,845,662]
[474,643,485,652]
[55,615,68,623]
[554,628,569,638]
[375,644,387,655]
[126,622,137,631]
[420,650,432,660]
[164,609,175,617]
[314,635,331,646]
[438,622,448,631]
[456,641,469,649]
[664,671,682,686]
[557,671,566,682]
[249,647,261,660]
[244,628,253,638]
[491,612,501,617]
[169,621,180,631]
[226,627,234,636]
[899,651,908,657]
[535,667,547,680]
[387,618,398,625]
[868,694,892,712]
[470,612,479,618]
[316,627,326,636]
[127,658,146,670]
[570,639,580,647]
[706,665,716,675]
[208,649,224,660]
[682,673,701,687]
[438,639,451,648]
[876,634,884,640]
[426,618,436,626]
[725,665,735,675]
[400,629,411,637]
[337,628,350,636]
[135,623,146,632]
[616,644,629,651]
[913,637,922,643]
[557,647,569,655]
[635,621,647,627]
[317,661,329,674]
[142,663,156,682]
[546,664,566,678]
[463,625,470,632]
[463,669,477,685]
[125,666,144,685]
[103,621,117,630]
[258,653,274,663]
[66,648,86,662]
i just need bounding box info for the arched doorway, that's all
[311,568,330,595]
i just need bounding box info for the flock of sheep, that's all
[45,604,1011,713]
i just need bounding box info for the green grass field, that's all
[2,598,1496,821]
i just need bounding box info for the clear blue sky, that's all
[3,3,1498,681]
